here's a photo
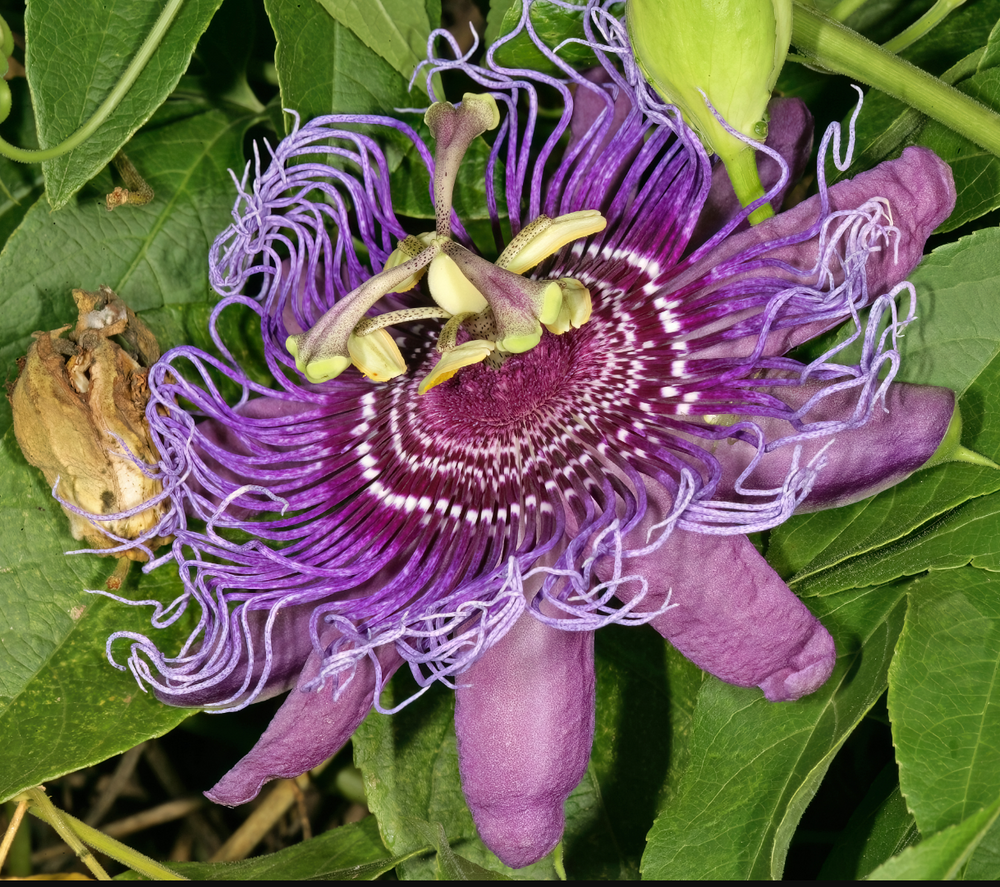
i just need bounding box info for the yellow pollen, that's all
[427,250,489,315]
[347,329,406,381]
[419,339,495,394]
[496,210,607,274]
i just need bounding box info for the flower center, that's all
[285,94,606,392]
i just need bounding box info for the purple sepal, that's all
[455,611,595,868]
[689,97,814,249]
[192,398,315,519]
[206,641,402,806]
[152,605,318,709]
[677,146,956,359]
[566,67,640,174]
[606,520,834,702]
[717,382,957,512]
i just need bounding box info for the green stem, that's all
[718,143,774,225]
[23,788,110,881]
[827,0,868,23]
[0,0,185,163]
[25,803,188,881]
[791,1,1000,158]
[882,0,967,55]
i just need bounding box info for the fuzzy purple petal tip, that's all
[455,613,595,868]
[207,645,401,806]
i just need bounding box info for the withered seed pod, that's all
[10,286,171,561]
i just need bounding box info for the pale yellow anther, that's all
[418,339,495,395]
[544,278,593,336]
[384,234,435,292]
[545,304,570,336]
[537,281,564,326]
[347,329,407,382]
[496,210,607,275]
[427,250,489,315]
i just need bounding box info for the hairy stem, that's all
[791,1,1000,159]
[23,788,110,881]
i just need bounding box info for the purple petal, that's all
[191,398,315,519]
[567,67,638,157]
[716,381,956,511]
[608,524,834,701]
[207,642,402,806]
[676,145,956,359]
[154,604,318,708]
[689,97,814,249]
[455,611,595,868]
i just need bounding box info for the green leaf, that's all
[117,815,415,880]
[404,819,514,880]
[979,11,1000,71]
[640,585,906,880]
[264,0,422,137]
[425,0,441,33]
[0,100,258,438]
[889,568,1000,835]
[0,429,195,804]
[176,0,265,112]
[794,482,1000,596]
[817,762,919,880]
[563,626,703,880]
[888,228,1000,398]
[964,815,1000,879]
[313,0,431,82]
[351,676,559,880]
[26,0,225,209]
[485,0,517,45]
[768,228,1000,589]
[867,795,1000,880]
[916,68,1000,233]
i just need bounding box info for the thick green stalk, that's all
[23,788,110,880]
[791,1,1000,158]
[25,803,188,881]
[718,143,775,224]
[0,0,185,163]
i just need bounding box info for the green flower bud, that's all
[627,0,792,222]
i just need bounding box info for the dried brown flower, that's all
[10,286,171,560]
